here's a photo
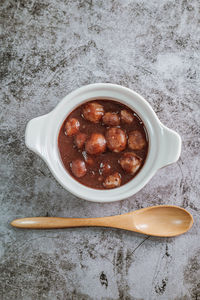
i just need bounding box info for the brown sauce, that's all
[58,100,148,189]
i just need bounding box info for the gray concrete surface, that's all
[1,0,200,299]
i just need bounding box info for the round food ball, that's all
[82,102,104,123]
[103,172,121,189]
[74,133,87,149]
[98,176,104,182]
[85,156,94,166]
[106,127,127,153]
[99,162,111,175]
[82,151,94,166]
[128,130,146,150]
[85,133,106,155]
[65,118,80,136]
[119,152,142,174]
[102,112,120,126]
[120,110,134,124]
[71,159,87,178]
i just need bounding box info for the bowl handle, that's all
[158,125,182,169]
[25,114,48,159]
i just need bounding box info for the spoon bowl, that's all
[11,205,193,237]
[132,206,193,237]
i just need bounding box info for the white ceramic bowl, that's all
[25,83,181,202]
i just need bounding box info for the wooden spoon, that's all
[11,205,193,237]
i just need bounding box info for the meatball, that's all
[85,133,106,155]
[82,102,104,123]
[71,159,87,178]
[65,118,80,136]
[102,112,120,126]
[119,152,142,174]
[98,176,104,182]
[120,110,134,124]
[82,151,94,166]
[99,162,111,175]
[85,156,94,166]
[106,127,127,153]
[128,130,146,150]
[74,133,87,149]
[103,172,121,189]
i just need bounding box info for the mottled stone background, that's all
[1,0,200,299]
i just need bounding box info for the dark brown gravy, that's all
[58,100,148,189]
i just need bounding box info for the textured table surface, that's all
[1,0,200,299]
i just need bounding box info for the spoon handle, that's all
[10,215,135,230]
